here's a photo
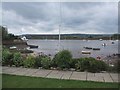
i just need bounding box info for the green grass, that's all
[2,74,118,88]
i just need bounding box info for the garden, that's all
[2,48,117,73]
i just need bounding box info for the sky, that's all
[1,2,118,35]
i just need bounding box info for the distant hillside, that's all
[21,33,117,40]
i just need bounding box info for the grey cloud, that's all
[2,2,118,35]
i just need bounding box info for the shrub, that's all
[34,55,46,68]
[51,54,58,68]
[69,58,78,68]
[107,60,119,73]
[2,49,13,66]
[41,56,51,69]
[75,57,107,73]
[23,55,35,68]
[97,60,108,71]
[54,50,72,69]
[13,52,23,67]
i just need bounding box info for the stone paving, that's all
[2,66,119,83]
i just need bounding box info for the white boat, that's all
[83,39,87,41]
[99,39,103,41]
[82,51,91,54]
[102,43,107,46]
[10,46,17,49]
[21,36,28,41]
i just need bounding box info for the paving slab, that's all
[24,69,39,76]
[12,68,29,75]
[2,66,119,83]
[70,72,87,80]
[88,73,104,82]
[61,71,73,80]
[2,67,22,74]
[46,70,64,79]
[2,66,9,70]
[101,73,113,82]
[32,69,52,78]
[110,73,119,82]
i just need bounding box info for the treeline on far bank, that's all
[1,26,120,40]
[24,34,120,40]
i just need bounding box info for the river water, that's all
[27,40,118,59]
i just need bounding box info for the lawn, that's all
[2,74,118,88]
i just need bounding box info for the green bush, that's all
[69,58,78,68]
[41,56,51,69]
[2,49,13,66]
[23,55,35,68]
[13,52,23,67]
[53,50,72,69]
[75,57,107,73]
[107,60,119,73]
[51,54,58,68]
[34,55,46,68]
[97,60,108,71]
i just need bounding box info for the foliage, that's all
[107,60,120,73]
[13,52,23,67]
[53,50,72,69]
[69,58,78,68]
[41,56,51,69]
[34,55,45,68]
[75,57,107,73]
[1,26,17,40]
[23,55,35,68]
[2,49,14,66]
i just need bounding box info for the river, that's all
[27,40,118,59]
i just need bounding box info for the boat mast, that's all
[58,1,61,51]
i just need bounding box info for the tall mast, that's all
[58,1,62,51]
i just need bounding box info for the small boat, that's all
[21,36,28,41]
[111,42,115,44]
[84,47,92,49]
[102,43,107,46]
[92,48,100,50]
[10,46,17,49]
[82,51,91,54]
[28,45,38,49]
[99,39,103,41]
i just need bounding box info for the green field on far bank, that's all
[2,74,118,88]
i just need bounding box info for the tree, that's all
[54,50,72,69]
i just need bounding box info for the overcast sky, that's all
[1,2,118,35]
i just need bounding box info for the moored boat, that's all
[92,48,100,50]
[10,46,17,49]
[28,45,38,49]
[84,47,92,49]
[82,51,91,54]
[102,43,107,46]
[111,42,115,44]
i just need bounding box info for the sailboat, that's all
[21,36,28,41]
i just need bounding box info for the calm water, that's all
[27,40,118,58]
